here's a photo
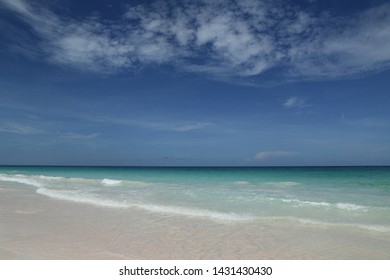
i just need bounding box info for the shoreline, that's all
[1,183,390,259]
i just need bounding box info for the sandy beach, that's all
[1,182,390,260]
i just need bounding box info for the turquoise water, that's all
[1,166,390,231]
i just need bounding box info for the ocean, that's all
[1,166,390,233]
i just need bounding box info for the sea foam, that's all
[0,174,44,187]
[265,181,300,187]
[278,197,369,212]
[260,216,390,233]
[101,178,122,186]
[36,187,254,222]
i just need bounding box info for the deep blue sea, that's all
[1,166,390,232]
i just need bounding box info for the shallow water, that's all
[1,166,390,232]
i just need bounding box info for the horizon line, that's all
[1,165,389,168]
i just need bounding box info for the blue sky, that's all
[0,0,390,166]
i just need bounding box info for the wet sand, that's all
[1,183,390,259]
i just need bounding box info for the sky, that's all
[0,0,390,166]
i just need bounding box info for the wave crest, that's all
[101,178,122,186]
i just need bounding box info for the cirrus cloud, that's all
[1,0,390,83]
[284,97,310,109]
[254,151,298,161]
[0,122,41,134]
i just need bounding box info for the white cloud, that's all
[157,122,214,132]
[91,116,214,132]
[284,97,309,109]
[254,151,298,161]
[287,4,390,79]
[341,117,390,128]
[1,0,390,82]
[127,120,214,132]
[0,0,36,19]
[287,12,311,34]
[59,133,99,140]
[0,122,41,134]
